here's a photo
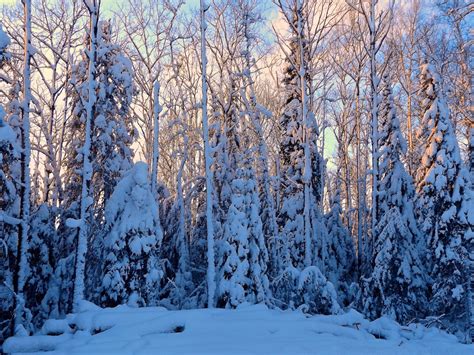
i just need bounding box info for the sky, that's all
[0,0,468,166]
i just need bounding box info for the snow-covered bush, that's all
[216,156,270,308]
[324,186,356,306]
[101,162,163,307]
[273,265,341,315]
[24,205,56,329]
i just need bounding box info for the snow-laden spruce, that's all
[64,21,135,214]
[277,4,325,272]
[360,76,428,324]
[24,205,56,330]
[161,132,194,310]
[216,154,270,308]
[101,162,163,307]
[240,5,279,280]
[415,62,473,339]
[0,104,21,344]
[272,264,341,315]
[59,19,136,312]
[324,178,356,306]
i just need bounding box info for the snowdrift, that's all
[4,302,472,354]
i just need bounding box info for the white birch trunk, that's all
[200,0,215,308]
[15,0,32,330]
[297,0,312,268]
[73,0,98,312]
[369,0,379,249]
[151,81,161,196]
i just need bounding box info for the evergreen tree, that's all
[241,7,279,280]
[64,21,135,213]
[361,76,427,324]
[24,205,55,329]
[278,9,306,269]
[59,20,135,308]
[0,28,22,341]
[324,176,356,305]
[0,104,20,343]
[216,154,270,308]
[277,3,325,271]
[161,149,194,310]
[101,162,163,307]
[415,63,472,336]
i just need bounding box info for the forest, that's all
[0,0,472,350]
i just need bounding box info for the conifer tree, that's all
[278,3,309,270]
[216,154,270,308]
[64,21,135,214]
[0,26,23,341]
[324,175,356,305]
[24,205,55,329]
[277,1,325,272]
[101,162,163,307]
[361,76,427,324]
[241,6,279,279]
[0,105,21,343]
[415,63,472,335]
[59,18,136,309]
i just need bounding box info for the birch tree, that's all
[13,0,33,333]
[71,0,99,312]
[200,0,216,308]
[346,0,393,273]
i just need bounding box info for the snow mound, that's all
[4,305,472,354]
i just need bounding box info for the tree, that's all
[64,20,135,216]
[276,0,314,270]
[216,154,270,308]
[29,0,85,207]
[161,126,194,310]
[240,2,279,280]
[361,76,427,324]
[324,175,356,305]
[115,0,183,174]
[272,265,341,315]
[200,0,216,308]
[0,104,21,343]
[24,205,55,329]
[416,62,472,338]
[62,7,135,310]
[101,162,163,307]
[13,0,33,334]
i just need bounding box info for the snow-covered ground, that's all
[4,302,473,355]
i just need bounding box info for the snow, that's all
[4,304,472,355]
[0,23,10,62]
[0,26,9,49]
[0,114,16,144]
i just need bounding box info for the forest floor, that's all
[4,302,473,354]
